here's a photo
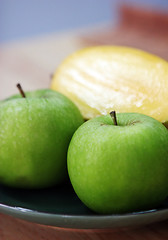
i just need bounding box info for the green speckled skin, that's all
[68,113,168,214]
[0,89,83,188]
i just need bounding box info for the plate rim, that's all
[1,202,168,229]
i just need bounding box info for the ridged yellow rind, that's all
[51,46,168,123]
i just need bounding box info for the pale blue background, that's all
[0,0,168,43]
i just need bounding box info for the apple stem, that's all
[16,83,26,98]
[50,73,54,79]
[110,111,118,126]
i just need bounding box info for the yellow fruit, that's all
[51,46,168,125]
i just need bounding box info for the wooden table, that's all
[1,212,168,240]
[1,26,168,239]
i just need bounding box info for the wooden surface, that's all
[1,23,168,239]
[0,24,108,99]
[0,213,168,240]
[0,30,85,100]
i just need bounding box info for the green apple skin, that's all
[68,113,168,214]
[0,89,84,188]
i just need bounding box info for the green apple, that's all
[68,112,168,214]
[0,85,84,188]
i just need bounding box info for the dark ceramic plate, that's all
[0,183,168,229]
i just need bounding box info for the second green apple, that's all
[68,112,168,213]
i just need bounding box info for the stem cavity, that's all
[110,111,118,126]
[16,83,26,98]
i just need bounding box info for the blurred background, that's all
[0,0,168,44]
[0,0,168,98]
[0,0,116,43]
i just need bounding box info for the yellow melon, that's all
[51,46,168,125]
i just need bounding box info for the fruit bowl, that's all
[0,182,168,229]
